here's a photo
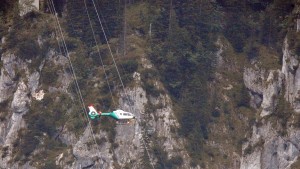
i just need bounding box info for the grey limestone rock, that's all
[282,38,300,113]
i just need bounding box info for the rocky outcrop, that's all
[0,53,18,103]
[71,127,111,169]
[11,81,30,113]
[0,54,31,168]
[241,122,300,169]
[260,70,284,117]
[115,87,145,168]
[282,38,300,113]
[241,149,261,169]
[243,66,284,117]
[241,36,300,169]
[114,82,190,168]
[243,67,265,109]
[243,67,265,95]
[50,54,191,169]
[0,49,62,168]
[19,0,39,16]
[0,54,46,167]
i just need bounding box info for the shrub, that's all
[98,96,112,110]
[121,74,134,86]
[16,130,39,157]
[247,46,259,61]
[65,37,80,51]
[211,109,221,118]
[230,84,250,108]
[17,39,40,60]
[224,17,250,53]
[141,69,158,80]
[96,137,107,146]
[40,65,59,86]
[295,44,300,56]
[41,161,61,169]
[12,93,71,163]
[0,99,10,121]
[153,143,168,169]
[143,83,160,97]
[1,146,8,158]
[243,144,253,156]
[112,142,119,149]
[120,60,138,74]
[166,156,183,168]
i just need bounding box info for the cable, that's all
[47,0,87,131]
[47,0,64,55]
[47,0,103,167]
[83,0,116,108]
[90,1,155,168]
[47,0,87,124]
[48,0,90,133]
[48,0,88,129]
[90,0,126,93]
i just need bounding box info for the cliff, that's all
[2,0,300,169]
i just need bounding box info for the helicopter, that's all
[88,105,135,124]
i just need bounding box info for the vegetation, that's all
[0,99,10,121]
[243,138,265,156]
[65,0,124,46]
[271,87,295,136]
[146,1,218,164]
[0,0,18,26]
[1,0,299,168]
[291,157,300,169]
[40,63,59,87]
[1,146,9,158]
[5,13,39,56]
[61,0,296,166]
[152,137,183,169]
[12,93,71,164]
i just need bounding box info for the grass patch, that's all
[126,2,152,36]
[256,45,281,70]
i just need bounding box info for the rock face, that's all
[243,67,265,109]
[241,123,300,169]
[19,0,39,16]
[282,38,300,113]
[241,37,300,169]
[0,53,18,103]
[11,81,30,113]
[0,23,193,169]
[10,1,300,168]
[0,53,32,168]
[0,49,73,168]
[243,67,284,117]
[117,85,190,168]
[55,84,190,169]
[260,70,284,117]
[71,127,110,169]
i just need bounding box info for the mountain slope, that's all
[1,0,300,169]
